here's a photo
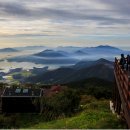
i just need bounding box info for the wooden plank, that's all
[114,71,130,128]
[124,82,128,92]
[127,100,130,110]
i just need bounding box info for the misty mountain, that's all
[74,50,88,55]
[44,45,129,61]
[34,49,68,57]
[81,45,128,55]
[0,48,18,53]
[95,45,120,50]
[6,45,129,68]
[56,46,84,53]
[55,45,124,55]
[71,58,114,70]
[24,58,114,84]
[8,55,78,65]
[7,49,77,65]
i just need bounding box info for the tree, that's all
[41,88,81,120]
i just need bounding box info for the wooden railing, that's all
[114,58,130,128]
[0,89,3,114]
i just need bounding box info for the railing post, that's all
[113,58,117,110]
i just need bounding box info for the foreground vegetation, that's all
[29,99,126,129]
[0,78,127,129]
[0,98,126,129]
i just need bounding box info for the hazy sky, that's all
[0,0,130,48]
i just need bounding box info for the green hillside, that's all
[29,100,126,129]
[0,99,125,129]
[0,78,127,129]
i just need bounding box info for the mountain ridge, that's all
[0,48,18,52]
[24,58,114,84]
[34,49,68,57]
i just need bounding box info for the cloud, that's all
[0,1,31,17]
[0,0,130,47]
[98,0,130,16]
[0,33,60,38]
[0,0,129,25]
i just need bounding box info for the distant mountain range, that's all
[8,55,78,65]
[56,45,125,54]
[34,49,68,57]
[80,45,124,55]
[1,45,129,85]
[74,50,88,55]
[7,45,130,65]
[0,48,18,53]
[0,45,128,54]
[55,46,84,53]
[24,58,114,84]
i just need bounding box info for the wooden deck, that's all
[113,58,130,128]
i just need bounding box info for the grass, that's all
[0,85,127,129]
[7,71,33,83]
[21,71,33,77]
[0,77,126,129]
[0,99,126,129]
[28,100,126,129]
[9,71,32,77]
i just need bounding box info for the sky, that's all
[0,0,130,48]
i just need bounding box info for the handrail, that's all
[114,57,130,128]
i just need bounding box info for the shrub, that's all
[41,88,81,120]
